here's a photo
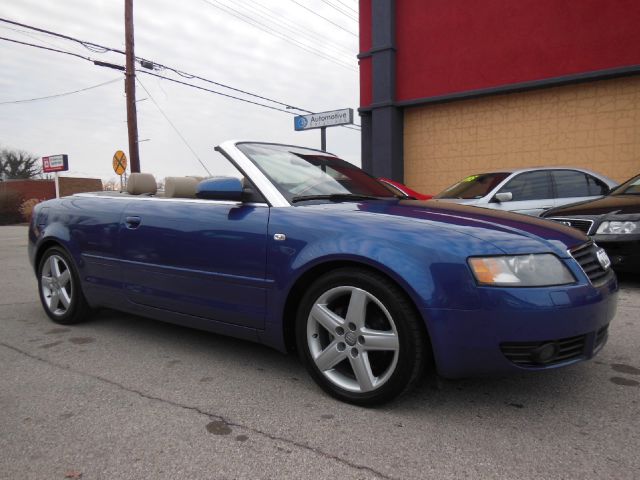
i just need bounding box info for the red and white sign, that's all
[42,154,69,173]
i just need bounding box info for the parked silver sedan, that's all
[433,167,618,216]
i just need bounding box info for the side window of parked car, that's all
[585,174,610,196]
[498,171,553,201]
[552,170,607,198]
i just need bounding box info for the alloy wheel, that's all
[40,254,73,316]
[306,286,400,393]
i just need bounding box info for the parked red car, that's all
[378,178,432,200]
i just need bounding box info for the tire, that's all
[296,268,428,406]
[37,247,92,325]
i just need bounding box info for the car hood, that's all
[543,194,640,216]
[297,199,587,257]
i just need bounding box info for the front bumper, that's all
[593,235,640,273]
[424,274,618,378]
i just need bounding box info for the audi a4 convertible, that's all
[28,141,618,405]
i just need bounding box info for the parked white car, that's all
[433,167,618,216]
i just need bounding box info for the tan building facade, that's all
[404,76,640,195]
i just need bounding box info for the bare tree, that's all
[0,148,41,179]
[103,178,119,191]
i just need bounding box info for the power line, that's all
[139,70,300,115]
[319,0,358,21]
[198,0,356,71]
[137,78,211,175]
[0,30,361,130]
[0,17,358,119]
[288,0,357,36]
[0,17,124,55]
[236,0,355,58]
[0,35,92,62]
[0,34,301,119]
[0,18,311,113]
[0,24,88,55]
[0,78,122,105]
[333,0,358,15]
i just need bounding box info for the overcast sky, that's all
[0,0,360,182]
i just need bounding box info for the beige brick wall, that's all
[404,76,640,195]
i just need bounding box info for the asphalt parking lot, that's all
[1,225,639,480]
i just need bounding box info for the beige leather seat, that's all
[127,173,157,195]
[165,176,199,198]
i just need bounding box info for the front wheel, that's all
[296,268,428,406]
[37,247,92,325]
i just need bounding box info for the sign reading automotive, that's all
[112,150,128,176]
[294,108,354,131]
[42,154,69,173]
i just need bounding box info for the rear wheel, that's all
[296,268,428,406]
[38,247,92,325]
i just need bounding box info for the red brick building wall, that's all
[58,177,103,197]
[0,179,56,202]
[0,177,103,224]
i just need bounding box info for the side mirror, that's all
[494,192,513,203]
[196,177,243,201]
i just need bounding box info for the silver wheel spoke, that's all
[58,270,71,287]
[59,288,71,308]
[41,255,73,316]
[314,341,347,371]
[50,256,61,278]
[361,329,399,352]
[350,353,375,392]
[48,290,60,310]
[306,285,399,394]
[345,289,367,327]
[311,303,345,332]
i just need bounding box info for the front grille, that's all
[570,242,610,284]
[501,334,587,367]
[547,217,594,234]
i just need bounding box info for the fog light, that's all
[532,343,559,364]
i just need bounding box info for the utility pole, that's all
[125,0,140,173]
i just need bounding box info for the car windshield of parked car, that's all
[611,174,640,195]
[434,172,510,199]
[236,143,396,203]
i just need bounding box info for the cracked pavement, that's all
[1,225,639,479]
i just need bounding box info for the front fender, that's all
[260,209,507,351]
[31,222,76,272]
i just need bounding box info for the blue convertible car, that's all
[28,141,618,405]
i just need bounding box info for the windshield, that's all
[611,174,640,195]
[434,172,510,199]
[236,143,396,203]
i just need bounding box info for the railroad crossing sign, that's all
[112,150,128,176]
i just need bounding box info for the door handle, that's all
[125,216,141,229]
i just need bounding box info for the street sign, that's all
[42,154,69,173]
[294,108,354,131]
[113,150,128,176]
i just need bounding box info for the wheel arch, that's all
[34,238,73,273]
[281,259,433,357]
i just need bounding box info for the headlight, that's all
[468,254,575,286]
[596,221,639,235]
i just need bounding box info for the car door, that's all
[119,197,269,329]
[491,170,555,216]
[551,169,610,208]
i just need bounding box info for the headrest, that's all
[127,173,157,195]
[165,176,198,198]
